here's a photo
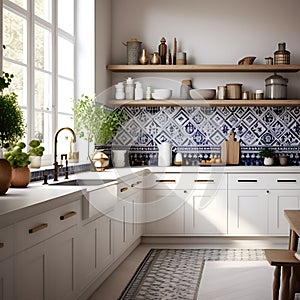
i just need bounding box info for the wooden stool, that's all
[265,249,300,300]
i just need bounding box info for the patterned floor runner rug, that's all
[118,249,266,300]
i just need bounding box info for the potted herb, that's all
[27,139,45,168]
[3,141,31,187]
[0,53,26,193]
[259,147,275,166]
[73,94,127,165]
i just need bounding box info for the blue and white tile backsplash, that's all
[103,106,300,166]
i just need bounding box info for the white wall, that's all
[107,0,300,98]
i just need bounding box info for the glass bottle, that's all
[158,37,167,65]
[274,42,290,65]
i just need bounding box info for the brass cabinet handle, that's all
[194,179,214,183]
[0,242,4,248]
[277,179,297,183]
[156,180,176,183]
[29,223,48,234]
[237,179,258,183]
[131,181,142,187]
[120,187,128,192]
[60,211,77,220]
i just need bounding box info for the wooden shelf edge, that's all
[107,64,300,73]
[107,99,300,107]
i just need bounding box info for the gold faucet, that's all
[53,127,76,181]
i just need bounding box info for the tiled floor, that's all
[88,242,284,300]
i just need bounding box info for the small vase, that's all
[150,52,161,65]
[139,48,149,65]
[11,166,30,187]
[29,156,41,169]
[0,158,12,195]
[264,157,274,166]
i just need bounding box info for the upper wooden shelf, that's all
[108,99,300,107]
[107,64,300,73]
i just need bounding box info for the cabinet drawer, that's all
[0,225,14,261]
[144,172,226,190]
[15,200,80,252]
[228,173,300,190]
[189,173,227,190]
[144,173,189,189]
[117,176,143,199]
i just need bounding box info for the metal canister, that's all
[123,38,142,65]
[217,86,227,99]
[226,83,242,99]
[265,74,288,99]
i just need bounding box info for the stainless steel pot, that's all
[265,74,288,99]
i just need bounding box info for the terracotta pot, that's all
[11,166,30,188]
[0,159,12,195]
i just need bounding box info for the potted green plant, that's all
[72,94,127,167]
[0,52,26,193]
[3,141,31,187]
[259,147,275,166]
[28,139,45,168]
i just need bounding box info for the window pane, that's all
[3,61,27,107]
[58,77,73,114]
[35,70,52,111]
[58,114,74,132]
[34,0,51,22]
[35,25,52,71]
[58,37,74,79]
[8,0,27,9]
[3,9,27,63]
[58,0,74,34]
[35,111,52,155]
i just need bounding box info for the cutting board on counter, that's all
[221,130,240,165]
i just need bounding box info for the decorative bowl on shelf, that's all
[189,89,216,100]
[238,56,256,65]
[152,89,172,100]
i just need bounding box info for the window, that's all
[2,0,75,164]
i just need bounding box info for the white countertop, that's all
[1,165,300,228]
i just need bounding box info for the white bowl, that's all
[190,89,216,100]
[152,90,172,100]
[153,89,172,98]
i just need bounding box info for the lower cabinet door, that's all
[228,190,268,235]
[99,215,114,271]
[15,226,77,300]
[0,258,13,300]
[145,189,185,234]
[269,190,300,234]
[185,189,227,234]
[77,219,99,291]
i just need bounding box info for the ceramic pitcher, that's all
[158,142,172,167]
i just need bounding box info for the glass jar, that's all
[274,42,290,65]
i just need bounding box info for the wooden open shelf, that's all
[107,99,300,107]
[107,64,300,73]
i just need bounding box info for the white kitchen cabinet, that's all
[228,173,300,235]
[15,225,77,300]
[14,200,80,300]
[228,189,268,235]
[77,213,114,292]
[145,189,185,234]
[114,176,144,258]
[0,225,14,300]
[99,215,114,271]
[185,189,227,234]
[268,190,300,234]
[0,257,13,300]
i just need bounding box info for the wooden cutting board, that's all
[221,130,240,165]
